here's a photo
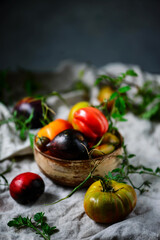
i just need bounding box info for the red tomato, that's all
[84,180,137,223]
[68,101,90,124]
[72,107,109,142]
[9,172,45,204]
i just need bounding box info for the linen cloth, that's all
[0,62,160,240]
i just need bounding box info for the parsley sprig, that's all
[0,110,34,140]
[105,143,160,194]
[7,212,58,240]
[95,69,160,121]
[93,70,160,194]
[0,160,14,187]
[95,69,138,87]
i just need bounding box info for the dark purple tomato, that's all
[47,129,89,160]
[13,97,43,129]
[9,172,45,205]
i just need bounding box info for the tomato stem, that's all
[100,178,113,192]
[45,164,98,206]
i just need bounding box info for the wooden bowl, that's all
[34,136,123,187]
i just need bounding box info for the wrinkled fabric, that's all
[0,62,160,240]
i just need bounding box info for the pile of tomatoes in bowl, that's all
[35,101,121,161]
[33,100,123,187]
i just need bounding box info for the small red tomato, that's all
[72,107,109,143]
[9,172,45,204]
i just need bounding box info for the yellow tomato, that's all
[91,144,115,158]
[98,86,115,112]
[68,101,90,124]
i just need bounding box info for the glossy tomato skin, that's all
[84,180,137,223]
[68,101,90,124]
[98,86,115,112]
[9,172,45,205]
[36,136,50,152]
[46,129,89,160]
[14,97,44,129]
[91,144,115,158]
[37,119,73,141]
[72,107,109,143]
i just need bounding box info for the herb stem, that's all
[125,176,137,190]
[29,224,50,240]
[46,164,99,205]
[128,171,160,177]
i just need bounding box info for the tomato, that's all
[72,107,109,143]
[98,86,115,102]
[47,129,89,160]
[84,180,137,223]
[9,172,45,205]
[37,119,72,141]
[102,132,120,146]
[98,86,115,112]
[36,136,50,152]
[91,144,115,158]
[68,101,90,124]
[14,97,44,129]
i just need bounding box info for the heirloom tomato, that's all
[36,136,50,152]
[47,129,89,160]
[91,144,115,158]
[84,180,137,223]
[14,97,44,129]
[37,119,72,141]
[72,107,109,143]
[102,132,120,146]
[68,101,90,124]
[9,172,45,205]
[98,86,115,112]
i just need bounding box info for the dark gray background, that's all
[1,0,160,73]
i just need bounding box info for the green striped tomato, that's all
[84,180,137,223]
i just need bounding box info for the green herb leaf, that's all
[109,92,119,100]
[94,75,115,86]
[118,85,131,93]
[34,212,45,224]
[8,212,58,240]
[29,133,35,149]
[141,104,159,119]
[155,167,160,173]
[126,69,138,77]
[128,154,136,158]
[0,161,14,186]
[115,97,126,114]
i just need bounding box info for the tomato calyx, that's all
[95,177,122,193]
[100,178,113,192]
[36,136,50,152]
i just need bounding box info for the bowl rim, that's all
[34,132,123,164]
